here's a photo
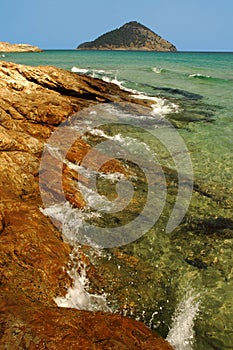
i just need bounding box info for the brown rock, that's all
[0,61,174,349]
[1,296,173,350]
[0,41,42,52]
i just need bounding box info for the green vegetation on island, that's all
[77,21,177,52]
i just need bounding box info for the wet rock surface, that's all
[1,296,174,350]
[0,61,174,349]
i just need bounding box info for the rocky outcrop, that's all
[1,296,174,349]
[77,21,177,51]
[0,41,42,52]
[0,61,174,349]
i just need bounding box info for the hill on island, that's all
[77,21,177,52]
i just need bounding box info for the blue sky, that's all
[1,0,232,51]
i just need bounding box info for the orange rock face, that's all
[1,297,174,350]
[0,61,174,349]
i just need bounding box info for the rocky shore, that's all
[0,41,42,52]
[0,61,174,349]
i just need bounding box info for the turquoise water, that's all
[2,51,233,350]
[2,50,232,187]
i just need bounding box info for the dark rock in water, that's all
[138,82,204,100]
[185,217,233,239]
[185,257,208,269]
[119,80,220,127]
[77,21,177,51]
[0,61,174,349]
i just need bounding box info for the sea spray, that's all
[40,202,102,247]
[54,247,111,312]
[41,202,112,312]
[71,66,89,74]
[152,66,164,74]
[130,93,180,116]
[166,288,200,350]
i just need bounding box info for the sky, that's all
[1,0,233,51]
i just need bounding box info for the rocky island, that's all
[0,41,42,52]
[77,21,177,51]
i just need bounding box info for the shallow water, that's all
[3,50,233,349]
[2,50,232,187]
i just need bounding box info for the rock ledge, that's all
[0,41,42,52]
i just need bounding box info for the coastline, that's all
[0,60,174,349]
[0,54,232,350]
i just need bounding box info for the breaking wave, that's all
[166,288,201,350]
[152,66,166,74]
[189,73,211,79]
[71,66,89,74]
[54,247,110,312]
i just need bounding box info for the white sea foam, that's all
[152,67,163,74]
[72,65,125,87]
[54,251,110,312]
[41,202,110,312]
[78,67,115,80]
[189,73,211,79]
[131,93,180,115]
[89,128,151,155]
[88,128,110,139]
[64,158,126,184]
[92,68,113,75]
[166,289,200,350]
[107,82,180,116]
[78,182,116,212]
[151,97,180,116]
[40,202,101,246]
[72,64,179,117]
[102,75,125,87]
[71,66,89,74]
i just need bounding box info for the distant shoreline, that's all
[1,49,233,54]
[0,41,42,52]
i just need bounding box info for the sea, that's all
[1,50,232,350]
